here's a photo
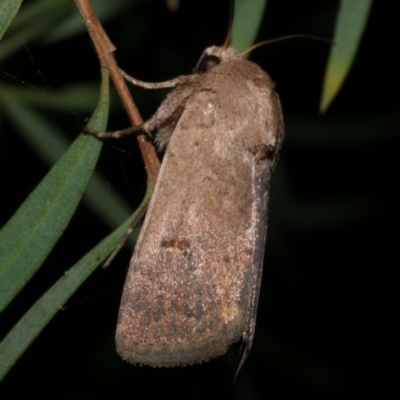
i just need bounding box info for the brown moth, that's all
[115,43,284,374]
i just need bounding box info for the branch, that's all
[73,0,160,183]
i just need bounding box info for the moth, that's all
[111,41,284,375]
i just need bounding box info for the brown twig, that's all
[73,0,160,183]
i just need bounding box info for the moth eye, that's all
[197,55,220,73]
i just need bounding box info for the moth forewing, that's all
[116,46,284,370]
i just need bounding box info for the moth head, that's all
[195,36,332,75]
[195,46,242,74]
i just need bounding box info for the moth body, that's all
[116,45,284,371]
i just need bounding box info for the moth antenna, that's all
[222,0,235,49]
[241,34,333,57]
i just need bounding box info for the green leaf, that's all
[1,91,133,231]
[0,181,152,381]
[41,0,132,45]
[0,0,23,40]
[0,68,110,312]
[320,0,373,112]
[230,0,268,51]
[0,0,72,62]
[0,81,100,112]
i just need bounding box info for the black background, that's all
[0,0,397,398]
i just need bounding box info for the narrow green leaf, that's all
[5,0,69,31]
[0,0,23,40]
[230,0,268,51]
[320,0,373,112]
[0,82,99,112]
[0,0,72,62]
[2,102,133,230]
[0,69,110,312]
[41,0,132,45]
[0,182,152,380]
[3,102,77,164]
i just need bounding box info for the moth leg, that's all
[83,124,149,139]
[249,143,276,161]
[84,78,195,140]
[83,110,163,140]
[119,68,187,89]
